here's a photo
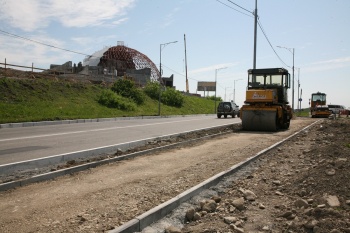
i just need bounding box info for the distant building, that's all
[49,42,175,88]
[162,74,174,88]
[83,47,109,67]
[126,68,151,87]
[50,61,73,73]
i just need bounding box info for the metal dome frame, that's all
[98,45,160,82]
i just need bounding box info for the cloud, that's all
[0,0,48,31]
[112,17,129,26]
[311,57,350,65]
[71,35,117,47]
[0,32,72,68]
[161,7,180,28]
[189,63,237,75]
[304,57,350,73]
[0,0,135,31]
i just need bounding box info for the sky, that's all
[0,0,349,110]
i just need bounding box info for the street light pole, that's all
[214,67,227,113]
[277,46,295,111]
[297,68,300,111]
[158,40,177,116]
[292,48,295,111]
[233,79,242,103]
[224,87,232,101]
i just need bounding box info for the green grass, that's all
[295,108,311,117]
[0,77,216,124]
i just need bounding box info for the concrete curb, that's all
[0,114,215,129]
[0,124,234,192]
[110,120,320,233]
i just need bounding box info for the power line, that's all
[226,0,252,14]
[215,0,253,18]
[162,63,201,82]
[163,64,227,93]
[215,1,290,68]
[0,28,208,82]
[0,29,93,57]
[217,82,226,90]
[257,19,290,68]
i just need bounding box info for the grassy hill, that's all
[0,72,217,124]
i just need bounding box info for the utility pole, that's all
[159,41,178,116]
[214,67,227,113]
[224,87,232,101]
[233,79,242,103]
[277,46,295,111]
[292,48,295,111]
[253,0,258,69]
[297,68,300,111]
[184,34,189,93]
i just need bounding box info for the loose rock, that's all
[326,195,340,207]
[231,197,245,211]
[185,208,195,221]
[294,199,309,209]
[202,200,217,213]
[224,216,237,224]
[165,226,181,233]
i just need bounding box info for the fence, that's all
[0,58,118,84]
[0,58,46,72]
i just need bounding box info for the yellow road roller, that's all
[310,92,331,118]
[240,68,292,131]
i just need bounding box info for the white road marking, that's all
[0,118,224,142]
[0,122,235,167]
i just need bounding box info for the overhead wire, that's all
[1,2,291,86]
[215,0,253,18]
[215,0,290,68]
[0,29,94,57]
[257,19,290,68]
[162,63,200,82]
[226,0,252,14]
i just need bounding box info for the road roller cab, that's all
[240,68,292,131]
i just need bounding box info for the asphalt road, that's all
[0,116,241,165]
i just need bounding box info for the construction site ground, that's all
[0,117,349,233]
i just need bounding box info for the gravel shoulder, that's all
[178,117,350,233]
[0,118,325,232]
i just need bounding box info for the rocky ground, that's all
[160,117,350,233]
[0,117,349,233]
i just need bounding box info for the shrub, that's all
[144,81,160,100]
[98,89,136,111]
[111,78,145,105]
[206,95,222,101]
[129,88,145,105]
[161,88,184,107]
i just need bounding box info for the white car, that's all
[328,104,345,114]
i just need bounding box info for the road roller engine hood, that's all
[245,89,277,104]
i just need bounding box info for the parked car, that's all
[217,101,240,118]
[328,104,345,114]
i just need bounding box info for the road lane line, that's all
[0,118,233,142]
[0,123,235,168]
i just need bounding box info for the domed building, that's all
[83,41,160,84]
[50,41,171,87]
[82,47,109,67]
